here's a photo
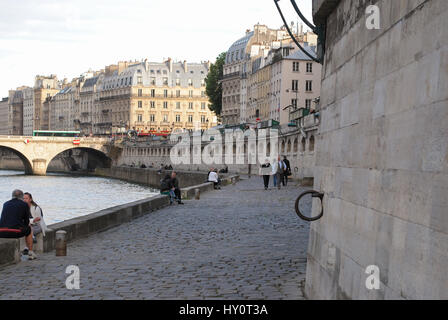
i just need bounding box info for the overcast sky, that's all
[0,0,313,97]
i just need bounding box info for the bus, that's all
[32,130,80,137]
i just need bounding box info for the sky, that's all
[0,0,313,97]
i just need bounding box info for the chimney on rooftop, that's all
[183,60,187,73]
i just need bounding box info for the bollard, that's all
[55,230,67,256]
[195,188,200,200]
[232,177,236,185]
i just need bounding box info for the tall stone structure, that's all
[305,0,448,299]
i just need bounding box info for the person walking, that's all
[259,159,271,190]
[0,190,37,260]
[273,156,285,190]
[23,192,47,241]
[282,156,291,187]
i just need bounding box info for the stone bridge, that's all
[0,136,111,175]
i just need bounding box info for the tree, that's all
[205,52,226,118]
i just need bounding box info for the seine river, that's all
[0,169,158,225]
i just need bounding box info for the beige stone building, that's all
[95,59,217,135]
[22,75,60,135]
[0,97,9,135]
[8,88,25,135]
[222,24,289,125]
[222,24,320,126]
[270,44,322,125]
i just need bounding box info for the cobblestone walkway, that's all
[0,176,311,300]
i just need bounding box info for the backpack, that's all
[160,178,170,191]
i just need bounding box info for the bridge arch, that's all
[0,145,33,174]
[46,146,112,175]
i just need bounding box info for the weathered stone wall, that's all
[116,119,319,183]
[95,167,211,189]
[306,0,448,299]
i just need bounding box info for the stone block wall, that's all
[306,0,448,299]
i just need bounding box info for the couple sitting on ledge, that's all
[0,189,47,260]
[160,171,184,205]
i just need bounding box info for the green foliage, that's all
[205,52,226,117]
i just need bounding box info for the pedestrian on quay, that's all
[272,156,285,190]
[0,189,37,260]
[170,171,184,205]
[23,192,47,242]
[259,159,272,190]
[282,155,291,187]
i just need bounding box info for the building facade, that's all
[0,98,9,135]
[95,59,217,135]
[8,89,25,135]
[222,24,321,126]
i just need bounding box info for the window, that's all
[138,101,142,108]
[201,115,206,123]
[292,99,298,109]
[150,77,156,85]
[137,76,142,84]
[305,99,312,109]
[163,78,168,85]
[150,114,155,122]
[189,90,193,98]
[201,79,205,86]
[309,136,315,152]
[306,63,313,73]
[175,114,181,122]
[176,90,181,97]
[306,80,313,92]
[137,114,142,122]
[150,101,155,108]
[163,101,168,109]
[189,102,193,109]
[201,91,206,97]
[188,115,193,122]
[201,102,206,110]
[293,62,299,72]
[176,102,181,109]
[151,89,155,97]
[292,80,298,92]
[138,89,142,97]
[188,79,193,86]
[163,114,168,122]
[164,90,168,98]
[176,79,180,86]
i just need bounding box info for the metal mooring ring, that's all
[295,190,324,221]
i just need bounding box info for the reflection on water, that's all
[0,170,158,225]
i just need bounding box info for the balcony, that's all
[222,72,240,80]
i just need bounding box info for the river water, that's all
[0,169,158,225]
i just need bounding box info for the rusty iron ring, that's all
[295,190,324,221]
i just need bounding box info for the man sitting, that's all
[170,171,184,205]
[208,169,221,189]
[160,174,177,204]
[0,189,37,260]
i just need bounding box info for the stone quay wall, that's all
[116,116,319,184]
[0,195,169,267]
[306,0,448,299]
